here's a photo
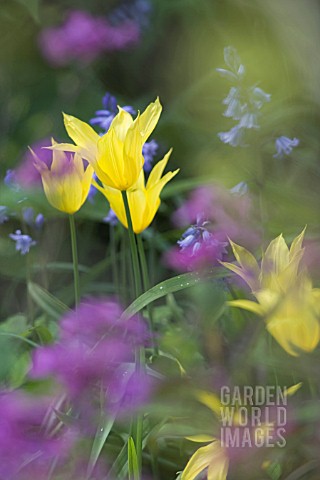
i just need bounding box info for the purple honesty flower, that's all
[274,136,299,159]
[103,208,119,226]
[0,206,9,224]
[31,299,149,413]
[172,185,261,251]
[39,10,140,67]
[166,214,228,272]
[0,391,73,479]
[14,138,52,188]
[9,230,36,255]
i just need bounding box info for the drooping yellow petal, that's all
[284,383,302,397]
[228,299,264,316]
[229,239,260,291]
[195,391,222,417]
[186,435,216,443]
[181,442,219,480]
[207,445,229,480]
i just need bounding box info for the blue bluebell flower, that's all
[0,206,9,224]
[178,215,222,256]
[22,207,45,231]
[142,139,159,172]
[90,93,136,132]
[9,230,36,255]
[4,169,20,191]
[217,47,271,146]
[274,136,299,159]
[108,0,152,29]
[230,181,248,196]
[218,125,245,147]
[103,209,119,226]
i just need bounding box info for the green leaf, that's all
[28,282,70,320]
[9,351,31,388]
[15,0,40,22]
[122,268,227,319]
[264,461,282,480]
[127,437,139,480]
[87,413,117,478]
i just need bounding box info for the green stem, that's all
[69,214,80,306]
[136,235,158,354]
[121,190,144,478]
[121,191,142,297]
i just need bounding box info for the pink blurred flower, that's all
[15,138,52,188]
[0,391,73,479]
[39,10,140,67]
[167,185,261,272]
[31,299,150,414]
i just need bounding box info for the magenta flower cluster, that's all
[39,10,140,67]
[0,299,150,478]
[166,185,261,271]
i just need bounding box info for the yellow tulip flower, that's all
[93,149,179,234]
[33,141,94,214]
[50,98,162,191]
[221,229,320,356]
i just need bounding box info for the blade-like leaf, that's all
[28,282,70,320]
[128,437,139,480]
[87,413,117,478]
[121,268,227,319]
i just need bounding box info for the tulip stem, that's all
[136,234,158,354]
[69,214,80,306]
[121,190,144,477]
[121,191,142,298]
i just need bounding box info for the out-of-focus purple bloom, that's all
[15,138,52,188]
[230,181,248,196]
[0,391,73,479]
[274,136,299,159]
[103,208,119,226]
[31,299,150,413]
[39,10,140,67]
[0,206,9,224]
[170,186,261,272]
[9,230,36,255]
[217,47,271,146]
[218,125,245,147]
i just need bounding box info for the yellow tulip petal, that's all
[289,227,306,259]
[228,299,263,316]
[284,383,302,397]
[181,442,219,480]
[63,113,99,151]
[138,97,162,142]
[109,107,133,141]
[195,390,221,417]
[207,445,229,480]
[228,239,260,291]
[146,149,173,189]
[186,435,216,443]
